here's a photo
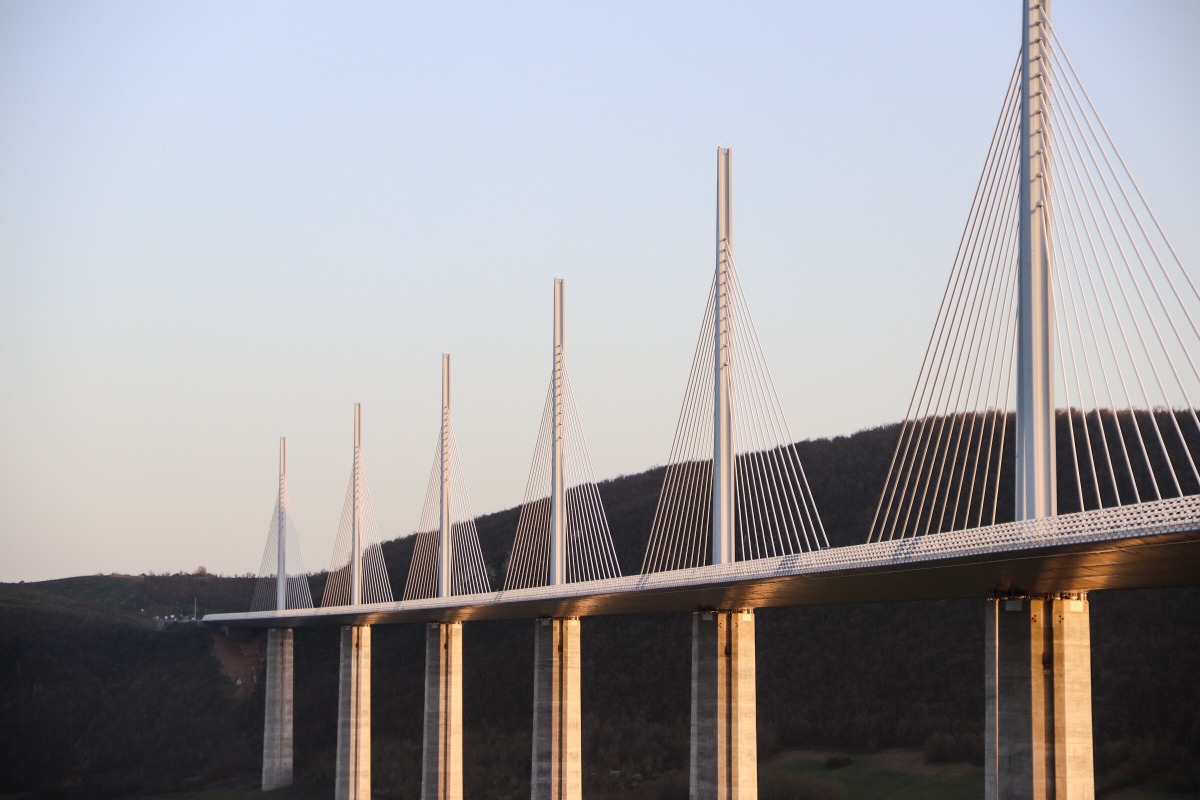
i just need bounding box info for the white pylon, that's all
[350,403,364,606]
[276,437,288,610]
[712,147,735,565]
[549,279,567,586]
[1016,0,1056,522]
[438,355,453,598]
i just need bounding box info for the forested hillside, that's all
[2,420,1198,798]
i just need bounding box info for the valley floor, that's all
[123,749,1192,800]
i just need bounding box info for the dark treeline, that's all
[1,419,1198,798]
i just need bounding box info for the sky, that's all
[1,1,1197,583]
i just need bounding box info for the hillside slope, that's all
[0,582,260,796]
[3,421,1198,798]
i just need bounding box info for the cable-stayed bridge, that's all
[205,4,1200,799]
[226,495,1200,627]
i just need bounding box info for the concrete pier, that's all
[691,610,757,800]
[262,628,294,791]
[336,625,371,800]
[422,622,463,800]
[985,594,1094,800]
[532,617,581,800]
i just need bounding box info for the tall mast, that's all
[438,355,453,598]
[549,279,567,586]
[350,403,363,605]
[276,437,287,610]
[712,147,735,564]
[1015,0,1056,521]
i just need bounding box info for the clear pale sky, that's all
[1,1,1196,583]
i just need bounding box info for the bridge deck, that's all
[205,497,1200,628]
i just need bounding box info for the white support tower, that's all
[549,279,567,586]
[642,145,828,571]
[320,402,392,608]
[1016,0,1056,523]
[531,280,584,800]
[424,355,465,800]
[262,628,295,791]
[336,405,372,800]
[990,4,1095,799]
[422,621,463,800]
[263,438,296,791]
[504,276,621,590]
[439,356,453,598]
[276,438,288,611]
[712,147,735,566]
[336,625,372,800]
[263,437,296,793]
[351,403,364,606]
[532,617,582,800]
[691,610,757,800]
[691,148,758,800]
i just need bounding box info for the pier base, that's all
[532,617,581,800]
[422,622,463,800]
[336,625,371,800]
[691,609,757,800]
[262,628,294,791]
[986,594,1094,800]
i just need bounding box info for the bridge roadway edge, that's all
[206,498,1200,629]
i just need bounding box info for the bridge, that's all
[205,3,1200,799]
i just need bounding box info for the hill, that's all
[2,420,1198,798]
